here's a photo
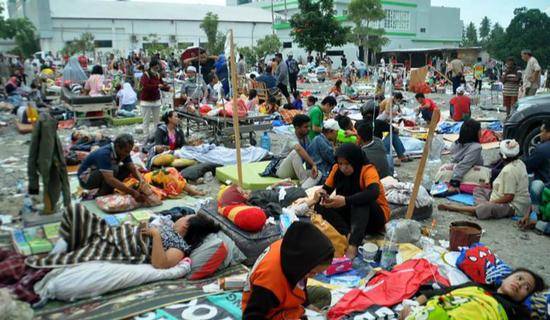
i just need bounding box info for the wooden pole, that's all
[405,108,440,219]
[229,29,243,187]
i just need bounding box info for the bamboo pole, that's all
[405,108,440,219]
[229,29,243,187]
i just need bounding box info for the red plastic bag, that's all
[480,129,499,144]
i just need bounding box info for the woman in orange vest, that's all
[316,143,390,259]
[242,221,334,319]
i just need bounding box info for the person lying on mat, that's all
[242,221,334,320]
[43,206,220,270]
[77,134,146,201]
[400,268,545,320]
[439,139,531,220]
[315,143,390,259]
[445,119,483,194]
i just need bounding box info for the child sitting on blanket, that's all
[400,268,545,320]
[259,96,279,114]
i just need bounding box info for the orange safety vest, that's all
[242,240,306,320]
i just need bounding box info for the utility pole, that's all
[271,0,275,35]
[284,0,287,21]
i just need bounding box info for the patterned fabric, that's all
[26,203,150,268]
[525,290,550,320]
[405,286,508,320]
[279,109,304,124]
[151,215,190,254]
[456,244,512,286]
[0,248,50,303]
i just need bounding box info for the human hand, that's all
[140,222,159,238]
[323,195,346,208]
[131,190,146,202]
[399,306,412,320]
[314,188,328,202]
[311,165,319,179]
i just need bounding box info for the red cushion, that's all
[218,185,247,207]
[188,243,228,280]
[219,204,266,232]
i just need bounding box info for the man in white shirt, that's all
[521,49,541,97]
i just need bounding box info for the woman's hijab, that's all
[62,56,88,82]
[333,143,368,197]
[119,82,137,105]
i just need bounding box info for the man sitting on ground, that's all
[415,93,439,123]
[307,119,340,183]
[356,123,391,179]
[276,114,320,188]
[77,134,145,201]
[449,86,471,121]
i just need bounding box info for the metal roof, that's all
[49,0,274,23]
[381,46,482,53]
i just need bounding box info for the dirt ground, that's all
[0,82,548,284]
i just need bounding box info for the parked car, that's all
[503,94,550,155]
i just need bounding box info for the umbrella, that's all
[180,46,205,64]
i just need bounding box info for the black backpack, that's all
[287,59,299,75]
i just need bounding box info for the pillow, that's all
[172,158,197,168]
[435,164,491,191]
[217,232,246,268]
[188,233,228,280]
[456,243,512,286]
[218,204,267,232]
[152,153,175,167]
[524,290,550,320]
[217,185,247,207]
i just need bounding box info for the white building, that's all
[8,0,275,55]
[228,0,463,66]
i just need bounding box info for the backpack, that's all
[287,59,299,75]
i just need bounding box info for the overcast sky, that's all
[4,0,550,28]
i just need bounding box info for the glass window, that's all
[383,9,410,32]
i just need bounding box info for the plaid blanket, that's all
[279,109,304,124]
[27,204,150,268]
[0,249,50,303]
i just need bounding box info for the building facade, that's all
[229,0,462,66]
[8,0,274,56]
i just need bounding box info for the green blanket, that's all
[216,161,288,190]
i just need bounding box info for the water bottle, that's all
[260,132,271,151]
[21,194,33,216]
[16,180,25,194]
[380,228,398,270]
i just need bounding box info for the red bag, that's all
[222,99,247,117]
[327,259,450,319]
[479,129,499,144]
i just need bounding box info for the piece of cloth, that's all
[174,144,268,166]
[450,59,464,78]
[116,82,137,107]
[523,141,550,184]
[84,74,104,96]
[34,260,191,302]
[530,180,546,205]
[247,187,307,217]
[449,142,484,183]
[408,285,524,320]
[140,70,167,102]
[474,187,516,219]
[276,150,316,186]
[502,68,521,97]
[242,222,334,320]
[327,258,450,319]
[473,63,485,80]
[456,244,512,286]
[437,121,463,134]
[361,138,391,178]
[490,159,531,216]
[308,105,324,140]
[61,56,88,82]
[28,113,71,212]
[150,215,191,253]
[0,249,51,303]
[337,129,358,143]
[307,134,335,181]
[449,95,471,121]
[385,182,432,208]
[26,204,150,268]
[523,56,541,89]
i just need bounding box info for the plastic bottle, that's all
[21,194,33,216]
[260,132,271,151]
[16,180,25,194]
[380,228,398,270]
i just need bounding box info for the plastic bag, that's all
[96,194,138,213]
[385,219,422,244]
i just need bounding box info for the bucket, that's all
[449,221,482,251]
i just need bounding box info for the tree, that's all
[462,22,478,47]
[0,4,40,57]
[239,46,257,66]
[485,22,505,55]
[63,32,95,55]
[289,0,350,55]
[491,9,550,67]
[347,0,388,65]
[255,34,281,59]
[200,12,226,54]
[479,16,491,42]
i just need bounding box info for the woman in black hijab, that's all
[315,143,391,259]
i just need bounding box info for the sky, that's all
[3,0,550,28]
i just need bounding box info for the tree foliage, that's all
[0,5,40,57]
[200,12,226,54]
[238,34,281,66]
[289,0,350,54]
[479,16,491,42]
[462,22,478,47]
[62,32,95,55]
[487,8,550,67]
[347,0,388,64]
